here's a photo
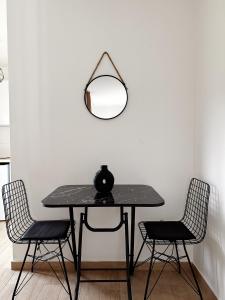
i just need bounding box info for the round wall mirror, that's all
[84,75,128,120]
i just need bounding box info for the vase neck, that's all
[101,165,108,170]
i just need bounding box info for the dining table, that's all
[42,184,165,299]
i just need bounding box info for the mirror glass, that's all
[84,75,128,120]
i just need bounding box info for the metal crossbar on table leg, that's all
[75,208,132,300]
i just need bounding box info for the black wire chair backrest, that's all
[181,178,210,243]
[2,180,34,244]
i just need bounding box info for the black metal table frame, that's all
[68,205,137,276]
[66,206,139,300]
[42,185,165,300]
[74,206,132,300]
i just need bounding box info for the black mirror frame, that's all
[84,74,128,120]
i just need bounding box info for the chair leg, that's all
[68,238,74,259]
[133,236,147,270]
[75,213,84,300]
[58,240,72,300]
[144,239,155,300]
[12,241,31,299]
[174,241,181,273]
[182,241,203,300]
[124,213,132,300]
[31,241,38,273]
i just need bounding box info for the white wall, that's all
[194,0,225,298]
[0,0,8,65]
[0,127,10,157]
[0,81,9,125]
[7,0,196,261]
[0,0,10,158]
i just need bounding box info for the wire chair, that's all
[2,179,74,299]
[135,178,210,300]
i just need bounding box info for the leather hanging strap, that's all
[87,51,125,84]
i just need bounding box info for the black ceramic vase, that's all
[94,165,114,193]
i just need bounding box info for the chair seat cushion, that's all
[143,221,196,241]
[21,220,70,241]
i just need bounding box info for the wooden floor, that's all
[0,222,216,300]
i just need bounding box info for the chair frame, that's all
[2,180,75,299]
[134,178,210,300]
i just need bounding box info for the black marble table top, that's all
[42,185,165,208]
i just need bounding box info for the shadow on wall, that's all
[194,185,225,297]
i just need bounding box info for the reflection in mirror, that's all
[84,75,128,120]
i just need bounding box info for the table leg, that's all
[125,213,132,299]
[75,213,84,300]
[69,207,77,271]
[129,206,135,275]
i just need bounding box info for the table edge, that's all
[41,184,165,208]
[42,202,165,208]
